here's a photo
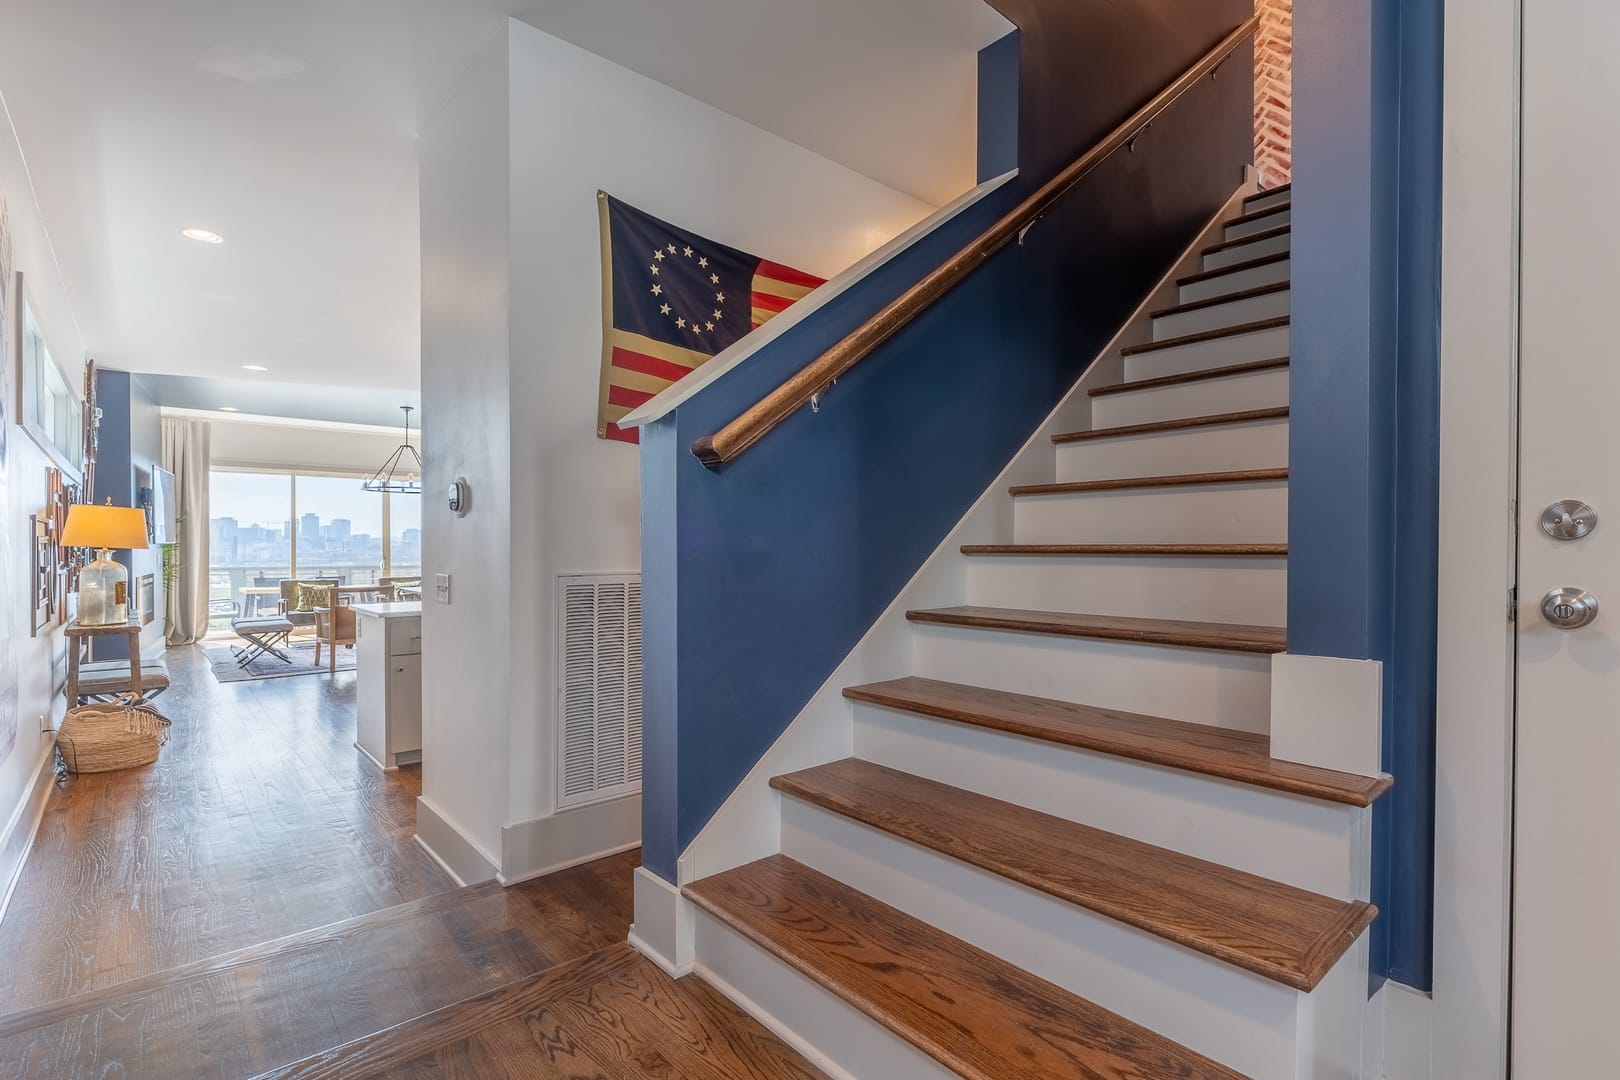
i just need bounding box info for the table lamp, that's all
[60,500,150,626]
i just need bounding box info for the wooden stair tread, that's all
[962,542,1286,556]
[906,606,1287,654]
[1054,406,1289,443]
[1120,316,1290,357]
[1244,182,1291,206]
[1150,281,1289,320]
[1088,356,1288,397]
[1203,224,1290,255]
[1224,204,1291,229]
[1177,251,1289,288]
[684,855,1246,1080]
[843,677,1391,807]
[1011,467,1287,496]
[770,761,1375,991]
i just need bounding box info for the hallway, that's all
[0,647,448,1013]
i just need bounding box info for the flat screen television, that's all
[149,467,178,545]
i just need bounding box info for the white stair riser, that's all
[1225,207,1292,240]
[1245,190,1291,215]
[851,702,1367,899]
[1180,257,1291,304]
[1126,324,1290,382]
[692,910,958,1080]
[1153,288,1290,340]
[965,554,1286,625]
[1055,417,1290,482]
[779,798,1301,1080]
[911,623,1273,732]
[1011,482,1288,545]
[1092,368,1290,428]
[1204,230,1290,271]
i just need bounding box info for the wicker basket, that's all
[57,696,171,774]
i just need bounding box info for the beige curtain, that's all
[162,418,211,645]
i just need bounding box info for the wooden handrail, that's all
[691,15,1260,469]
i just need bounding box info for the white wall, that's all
[0,96,87,911]
[503,19,934,827]
[419,29,513,872]
[418,19,934,879]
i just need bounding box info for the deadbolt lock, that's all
[1541,500,1598,540]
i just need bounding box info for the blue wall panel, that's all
[639,5,1254,883]
[91,370,163,663]
[1291,0,1443,990]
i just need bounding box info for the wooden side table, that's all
[64,620,143,705]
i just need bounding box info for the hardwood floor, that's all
[0,646,824,1079]
[0,854,639,1079]
[0,645,453,1015]
[259,945,829,1079]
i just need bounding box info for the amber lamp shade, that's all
[60,502,150,627]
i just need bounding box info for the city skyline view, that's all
[208,470,420,577]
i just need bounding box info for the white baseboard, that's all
[497,793,641,886]
[628,866,694,976]
[414,795,499,885]
[1383,981,1433,1080]
[0,738,59,928]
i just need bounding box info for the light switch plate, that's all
[435,573,451,604]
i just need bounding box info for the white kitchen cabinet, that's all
[354,602,423,771]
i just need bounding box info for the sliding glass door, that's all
[208,471,293,630]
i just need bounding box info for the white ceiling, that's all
[0,0,1007,393]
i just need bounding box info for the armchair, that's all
[313,604,357,674]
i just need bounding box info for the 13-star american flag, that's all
[596,192,826,443]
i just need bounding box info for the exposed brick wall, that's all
[1254,0,1292,187]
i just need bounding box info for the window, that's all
[207,468,423,630]
[389,489,421,580]
[293,475,385,586]
[208,471,292,629]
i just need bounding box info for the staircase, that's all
[675,184,1393,1079]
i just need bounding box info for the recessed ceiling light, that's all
[219,406,239,412]
[182,227,224,244]
[240,364,268,372]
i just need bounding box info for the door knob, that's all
[1541,587,1600,629]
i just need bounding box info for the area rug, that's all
[203,639,357,683]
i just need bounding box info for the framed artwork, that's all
[46,466,82,624]
[14,272,85,481]
[30,513,53,636]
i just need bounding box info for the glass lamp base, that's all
[77,550,129,627]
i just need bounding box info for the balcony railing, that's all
[207,563,423,628]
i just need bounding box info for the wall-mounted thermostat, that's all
[447,477,470,516]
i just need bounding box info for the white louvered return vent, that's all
[557,573,643,810]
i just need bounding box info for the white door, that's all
[1514,0,1620,1069]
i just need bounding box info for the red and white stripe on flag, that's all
[751,260,826,329]
[598,329,709,444]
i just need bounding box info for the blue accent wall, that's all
[92,369,164,662]
[1291,0,1443,990]
[639,3,1253,884]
